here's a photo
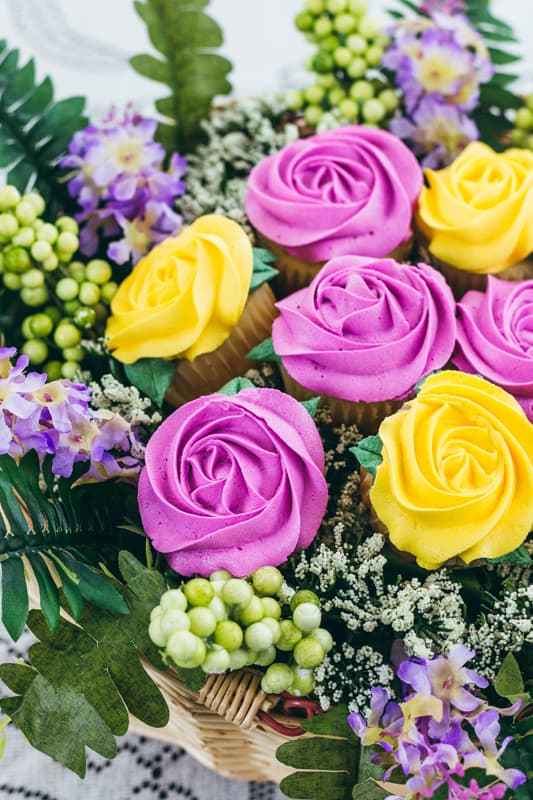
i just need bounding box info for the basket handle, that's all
[258,694,322,737]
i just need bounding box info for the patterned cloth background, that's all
[0,0,530,797]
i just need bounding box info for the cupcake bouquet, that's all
[0,0,532,798]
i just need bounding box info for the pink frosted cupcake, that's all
[272,256,456,432]
[246,126,423,294]
[453,276,533,421]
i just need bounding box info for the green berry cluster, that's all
[149,568,333,697]
[509,95,533,150]
[0,185,118,379]
[290,0,399,128]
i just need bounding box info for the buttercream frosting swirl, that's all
[245,125,423,262]
[272,256,456,402]
[417,142,533,273]
[138,388,328,577]
[370,371,533,570]
[106,214,253,364]
[453,276,533,420]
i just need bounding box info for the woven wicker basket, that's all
[26,576,298,783]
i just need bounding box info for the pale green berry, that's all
[222,578,253,608]
[160,608,191,638]
[160,589,188,612]
[21,286,49,306]
[86,259,112,285]
[312,49,335,74]
[184,577,214,607]
[12,226,35,248]
[379,89,400,112]
[73,307,96,329]
[63,300,80,315]
[348,0,367,12]
[304,105,323,127]
[244,622,273,652]
[339,98,359,120]
[252,566,283,597]
[43,360,63,381]
[516,107,533,130]
[286,89,304,110]
[63,346,84,362]
[350,80,374,101]
[3,273,22,290]
[288,666,315,697]
[31,240,52,262]
[68,261,86,282]
[347,33,366,53]
[0,185,21,210]
[309,627,334,653]
[526,94,533,112]
[261,617,281,645]
[209,569,232,582]
[314,15,333,38]
[347,57,367,78]
[305,0,325,13]
[334,47,352,67]
[208,596,228,622]
[294,637,325,669]
[334,12,356,34]
[365,45,383,66]
[295,11,315,32]
[362,97,386,123]
[56,216,78,234]
[238,596,265,626]
[53,323,81,349]
[22,339,48,365]
[61,361,80,380]
[21,269,45,289]
[24,192,45,216]
[261,663,293,694]
[29,312,53,338]
[316,73,337,88]
[78,281,101,306]
[44,305,61,325]
[0,213,19,240]
[293,602,322,633]
[166,630,206,669]
[210,580,227,597]
[261,597,282,620]
[202,645,230,674]
[4,246,31,273]
[327,0,347,12]
[321,34,340,52]
[228,648,250,670]
[329,87,347,106]
[38,223,58,244]
[304,84,326,105]
[148,616,167,648]
[358,15,381,39]
[22,316,35,339]
[290,590,320,613]
[100,281,118,304]
[56,231,79,254]
[214,620,244,652]
[187,607,217,638]
[150,605,163,622]
[56,277,79,301]
[15,200,37,226]
[42,254,59,272]
[510,129,528,147]
[277,619,303,651]
[254,645,277,667]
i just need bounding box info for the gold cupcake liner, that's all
[259,235,415,298]
[281,367,404,435]
[165,283,278,407]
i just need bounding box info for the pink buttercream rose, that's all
[138,388,328,577]
[245,125,423,262]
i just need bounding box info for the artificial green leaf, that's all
[174,666,206,692]
[301,397,320,418]
[0,40,87,212]
[131,0,233,153]
[251,248,279,291]
[352,781,388,800]
[0,553,169,776]
[278,737,354,772]
[124,357,175,407]
[217,376,255,395]
[27,552,60,632]
[281,771,354,800]
[488,48,520,65]
[350,436,383,479]
[479,83,521,109]
[493,653,529,706]
[488,545,532,566]
[247,337,282,364]
[0,557,28,641]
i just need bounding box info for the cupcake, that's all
[246,125,423,295]
[138,387,328,577]
[272,255,456,433]
[364,371,533,570]
[105,214,277,406]
[453,276,533,421]
[416,142,533,298]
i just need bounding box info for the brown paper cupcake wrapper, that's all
[418,236,533,300]
[260,235,415,298]
[359,468,388,535]
[165,283,278,407]
[281,367,404,435]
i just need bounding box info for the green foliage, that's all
[488,545,532,566]
[251,248,279,291]
[493,653,531,708]
[352,781,388,800]
[130,0,232,154]
[123,356,176,407]
[0,40,87,213]
[350,436,383,479]
[0,451,131,641]
[247,336,282,364]
[277,705,359,800]
[301,397,320,418]
[218,376,256,395]
[0,552,169,777]
[174,665,206,692]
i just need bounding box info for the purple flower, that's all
[60,106,187,265]
[0,350,46,455]
[420,0,466,14]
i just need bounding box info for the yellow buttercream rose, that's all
[370,371,533,570]
[106,215,253,364]
[417,143,533,273]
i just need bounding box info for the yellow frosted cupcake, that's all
[363,371,533,570]
[106,214,277,405]
[416,143,533,297]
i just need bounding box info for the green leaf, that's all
[217,376,255,395]
[174,666,206,692]
[281,771,354,800]
[1,557,28,641]
[0,554,169,777]
[479,83,521,109]
[27,552,60,632]
[130,0,233,153]
[488,545,532,566]
[488,48,520,65]
[0,43,87,213]
[251,247,279,291]
[124,357,175,407]
[301,397,320,418]
[352,781,388,800]
[350,436,383,479]
[247,336,282,364]
[493,653,529,707]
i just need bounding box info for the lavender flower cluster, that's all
[384,3,493,167]
[0,347,141,480]
[61,106,187,265]
[349,645,526,800]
